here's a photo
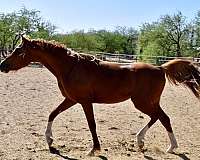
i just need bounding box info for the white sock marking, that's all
[136,125,149,147]
[166,132,178,153]
[45,121,53,145]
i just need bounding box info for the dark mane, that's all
[29,39,101,64]
[30,39,71,55]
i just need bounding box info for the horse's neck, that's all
[35,50,76,77]
[43,63,58,77]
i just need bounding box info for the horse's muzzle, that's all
[0,61,10,73]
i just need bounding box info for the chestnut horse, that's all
[1,36,200,155]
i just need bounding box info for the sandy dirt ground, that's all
[0,67,200,160]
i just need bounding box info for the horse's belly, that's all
[92,78,134,103]
[93,92,131,104]
[94,98,130,104]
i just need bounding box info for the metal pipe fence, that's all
[95,53,200,66]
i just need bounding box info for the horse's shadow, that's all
[49,147,108,160]
[173,152,190,160]
[49,147,78,160]
[50,146,190,160]
[144,152,190,160]
[144,155,157,160]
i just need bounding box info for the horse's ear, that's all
[21,35,29,44]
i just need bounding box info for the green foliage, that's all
[1,8,200,58]
[138,11,200,58]
[53,27,138,54]
[0,7,56,49]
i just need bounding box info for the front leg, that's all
[45,121,53,146]
[81,103,101,156]
[45,98,76,147]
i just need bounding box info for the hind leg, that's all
[132,99,160,150]
[136,114,159,149]
[158,107,178,153]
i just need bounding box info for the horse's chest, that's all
[58,76,92,102]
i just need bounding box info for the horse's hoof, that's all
[46,137,53,147]
[137,141,144,150]
[87,148,101,157]
[166,148,174,153]
[49,146,59,154]
[166,145,178,153]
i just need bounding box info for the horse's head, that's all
[0,36,34,73]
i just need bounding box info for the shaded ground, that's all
[0,67,199,160]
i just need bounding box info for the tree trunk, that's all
[176,43,181,57]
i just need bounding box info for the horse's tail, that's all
[161,59,200,99]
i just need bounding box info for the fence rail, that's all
[95,53,200,66]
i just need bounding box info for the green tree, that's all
[31,21,56,40]
[138,22,171,56]
[0,13,17,50]
[138,12,189,58]
[114,26,138,54]
[160,11,187,57]
[0,7,56,50]
[193,10,200,56]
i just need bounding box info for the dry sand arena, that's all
[0,67,200,160]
